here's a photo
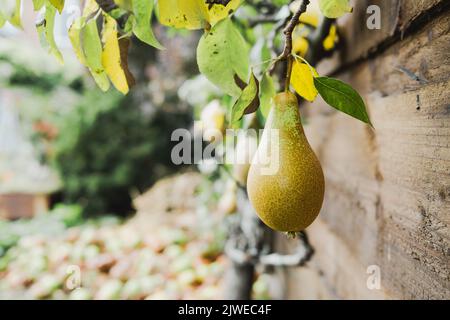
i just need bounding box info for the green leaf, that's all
[32,0,45,11]
[8,0,22,28]
[35,4,63,63]
[231,72,259,124]
[48,0,65,13]
[259,73,275,118]
[132,0,163,49]
[82,17,110,91]
[318,0,352,18]
[68,17,87,65]
[197,18,249,97]
[314,76,372,125]
[45,4,63,63]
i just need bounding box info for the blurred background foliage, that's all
[0,37,193,216]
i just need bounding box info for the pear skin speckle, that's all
[247,92,325,232]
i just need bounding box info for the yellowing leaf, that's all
[323,25,338,51]
[69,0,98,67]
[158,0,208,30]
[102,15,133,94]
[83,17,110,91]
[291,60,319,102]
[318,0,352,19]
[68,17,87,65]
[158,0,241,30]
[48,0,65,13]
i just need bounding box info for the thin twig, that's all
[269,0,310,90]
[279,0,310,61]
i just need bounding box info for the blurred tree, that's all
[0,35,195,216]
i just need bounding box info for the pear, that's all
[247,92,325,232]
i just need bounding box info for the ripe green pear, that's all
[247,92,325,232]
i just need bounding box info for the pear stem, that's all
[284,56,294,92]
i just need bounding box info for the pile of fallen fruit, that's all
[0,214,229,300]
[0,173,272,300]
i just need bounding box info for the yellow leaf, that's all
[323,25,338,51]
[207,0,241,26]
[299,12,319,27]
[319,0,352,18]
[158,0,208,30]
[290,60,319,102]
[101,15,131,94]
[292,36,309,57]
[158,0,241,30]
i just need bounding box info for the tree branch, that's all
[259,231,314,267]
